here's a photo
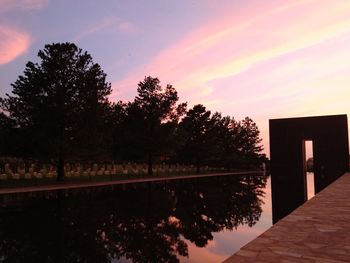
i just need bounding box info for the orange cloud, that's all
[0,25,30,64]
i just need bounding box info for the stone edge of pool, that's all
[223,172,350,263]
[0,171,265,195]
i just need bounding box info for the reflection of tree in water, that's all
[0,175,267,263]
[173,175,266,248]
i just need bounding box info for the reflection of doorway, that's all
[303,140,314,200]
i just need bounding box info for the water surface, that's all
[0,174,272,263]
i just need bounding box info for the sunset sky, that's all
[1,0,350,155]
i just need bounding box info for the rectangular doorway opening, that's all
[304,140,315,200]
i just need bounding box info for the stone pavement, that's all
[224,172,350,263]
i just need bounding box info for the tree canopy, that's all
[0,42,266,179]
[114,76,187,174]
[0,42,111,180]
[178,104,212,172]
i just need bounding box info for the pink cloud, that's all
[0,0,47,12]
[0,25,30,64]
[116,20,135,33]
[110,1,350,157]
[111,1,350,102]
[75,16,136,41]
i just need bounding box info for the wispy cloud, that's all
[111,1,350,104]
[108,1,350,157]
[0,25,30,64]
[75,16,136,41]
[0,0,44,64]
[0,0,47,12]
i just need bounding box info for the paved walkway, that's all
[224,172,350,263]
[0,171,261,195]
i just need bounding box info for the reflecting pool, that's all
[0,174,272,263]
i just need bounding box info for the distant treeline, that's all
[0,43,267,180]
[306,156,350,172]
[306,158,313,172]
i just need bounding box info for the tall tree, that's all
[0,112,16,156]
[206,113,239,171]
[236,117,264,169]
[118,76,186,175]
[179,104,212,173]
[0,43,111,180]
[108,101,128,161]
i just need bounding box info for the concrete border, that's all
[224,172,350,263]
[0,171,263,195]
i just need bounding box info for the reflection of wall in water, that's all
[269,115,349,223]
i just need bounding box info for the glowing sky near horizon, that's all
[1,0,350,155]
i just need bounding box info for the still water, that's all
[0,174,298,263]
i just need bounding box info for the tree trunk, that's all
[57,88,66,182]
[196,160,200,174]
[57,156,64,181]
[148,152,153,176]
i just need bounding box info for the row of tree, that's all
[0,42,266,180]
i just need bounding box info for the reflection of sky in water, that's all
[307,172,315,200]
[0,173,318,263]
[0,175,271,263]
[180,174,314,263]
[180,177,273,263]
[88,176,272,263]
[103,176,272,263]
[79,172,311,263]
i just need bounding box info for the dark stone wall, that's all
[269,115,349,223]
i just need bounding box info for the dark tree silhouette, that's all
[206,113,240,171]
[0,43,111,180]
[235,117,264,169]
[108,101,128,161]
[0,113,17,156]
[177,106,265,171]
[116,76,186,174]
[0,43,266,174]
[178,104,212,173]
